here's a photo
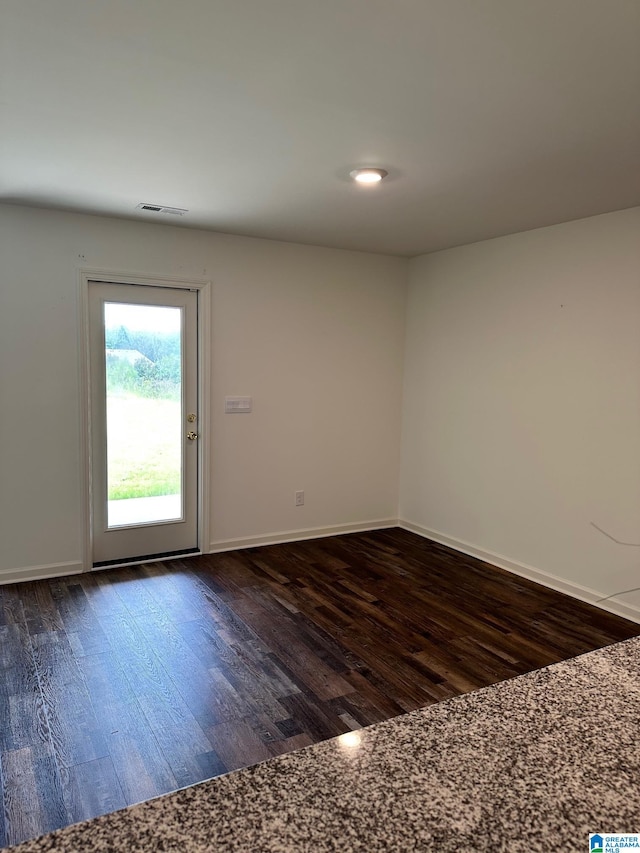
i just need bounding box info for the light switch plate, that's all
[225,396,252,413]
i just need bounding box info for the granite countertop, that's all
[7,636,640,853]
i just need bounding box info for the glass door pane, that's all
[104,302,183,528]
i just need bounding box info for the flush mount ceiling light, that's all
[349,168,388,184]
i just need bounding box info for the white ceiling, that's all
[1,0,639,256]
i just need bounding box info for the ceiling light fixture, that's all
[350,168,388,184]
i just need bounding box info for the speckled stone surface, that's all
[6,636,640,853]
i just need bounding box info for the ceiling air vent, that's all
[136,203,188,215]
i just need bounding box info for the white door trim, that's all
[78,268,211,571]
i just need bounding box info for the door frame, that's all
[78,268,211,571]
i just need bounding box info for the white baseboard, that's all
[4,524,637,629]
[0,561,84,585]
[399,519,640,625]
[0,522,396,584]
[209,518,398,554]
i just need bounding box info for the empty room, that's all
[1,1,639,851]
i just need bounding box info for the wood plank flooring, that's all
[0,528,637,847]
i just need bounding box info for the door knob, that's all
[187,431,198,441]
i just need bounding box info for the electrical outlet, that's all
[295,490,304,507]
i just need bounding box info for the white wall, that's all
[3,200,639,619]
[399,207,640,614]
[0,204,407,578]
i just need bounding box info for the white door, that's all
[88,281,199,566]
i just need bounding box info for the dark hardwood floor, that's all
[0,527,637,847]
